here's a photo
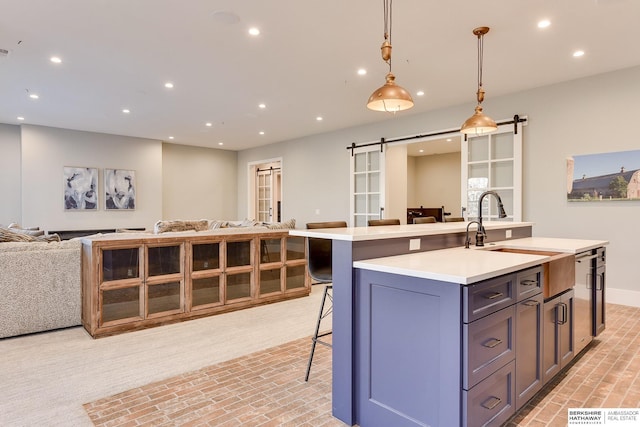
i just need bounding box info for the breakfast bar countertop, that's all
[289,221,533,241]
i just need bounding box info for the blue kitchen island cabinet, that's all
[290,222,608,427]
[354,266,531,427]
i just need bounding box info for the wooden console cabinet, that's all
[81,229,309,337]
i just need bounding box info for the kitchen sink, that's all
[485,247,575,298]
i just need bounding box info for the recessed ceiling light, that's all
[206,122,213,127]
[248,27,260,36]
[17,116,25,121]
[29,93,39,99]
[218,142,224,146]
[122,109,130,114]
[259,131,265,135]
[50,56,62,63]
[316,116,323,121]
[419,149,424,153]
[164,82,174,89]
[416,90,425,96]
[357,68,367,76]
[168,136,174,139]
[537,19,551,29]
[573,50,585,58]
[258,103,266,109]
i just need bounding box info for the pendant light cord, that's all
[383,0,393,70]
[477,32,484,90]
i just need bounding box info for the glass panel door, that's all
[256,170,272,222]
[461,122,522,221]
[350,145,385,226]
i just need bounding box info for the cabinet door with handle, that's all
[515,292,543,410]
[542,289,575,385]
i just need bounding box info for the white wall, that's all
[0,124,22,226]
[21,125,163,231]
[412,152,462,216]
[3,125,239,232]
[237,65,640,305]
[162,143,238,220]
[237,135,352,226]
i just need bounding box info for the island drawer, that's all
[463,273,516,323]
[516,266,543,301]
[463,360,516,427]
[463,305,516,389]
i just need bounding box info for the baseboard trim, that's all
[607,287,640,308]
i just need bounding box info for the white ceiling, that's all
[1,0,640,151]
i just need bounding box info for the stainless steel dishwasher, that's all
[574,250,597,355]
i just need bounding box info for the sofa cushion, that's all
[266,218,296,229]
[0,227,60,242]
[154,219,209,234]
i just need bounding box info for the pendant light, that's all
[366,0,414,113]
[460,27,497,135]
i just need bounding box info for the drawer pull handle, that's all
[483,338,502,348]
[481,396,502,410]
[485,291,504,300]
[523,300,539,307]
[521,279,537,287]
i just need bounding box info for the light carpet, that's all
[0,285,330,427]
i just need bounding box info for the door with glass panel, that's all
[256,167,281,222]
[461,123,522,222]
[350,146,385,227]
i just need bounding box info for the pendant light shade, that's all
[460,104,497,135]
[367,73,414,112]
[366,0,413,113]
[461,27,497,135]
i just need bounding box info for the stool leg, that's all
[305,285,332,381]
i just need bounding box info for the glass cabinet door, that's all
[101,286,142,324]
[102,247,140,281]
[145,244,184,317]
[286,237,305,260]
[147,245,181,276]
[192,243,220,271]
[226,272,252,300]
[147,281,182,315]
[285,265,306,290]
[192,276,221,307]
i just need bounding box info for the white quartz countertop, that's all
[289,221,532,241]
[353,237,608,284]
[479,237,609,254]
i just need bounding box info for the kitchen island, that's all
[290,223,607,427]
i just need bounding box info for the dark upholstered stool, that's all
[304,221,346,381]
[367,218,401,226]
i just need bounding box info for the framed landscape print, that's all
[63,166,98,210]
[567,149,640,202]
[104,169,136,210]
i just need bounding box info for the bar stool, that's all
[304,221,346,381]
[368,218,401,226]
[413,216,437,224]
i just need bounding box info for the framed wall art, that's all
[567,149,640,202]
[63,166,98,210]
[104,169,136,210]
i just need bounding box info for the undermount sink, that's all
[484,247,560,257]
[485,247,575,298]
